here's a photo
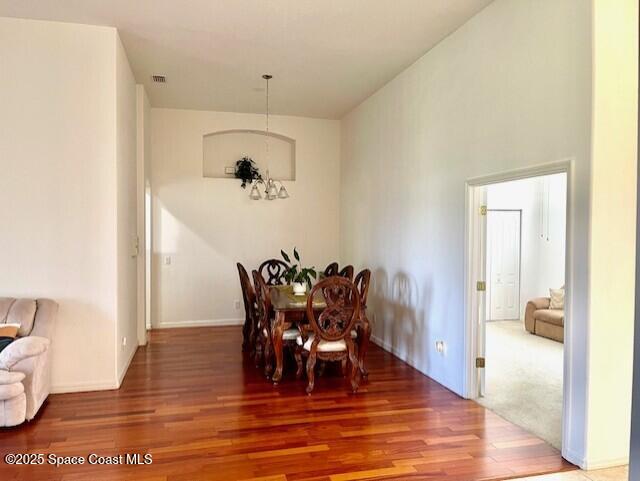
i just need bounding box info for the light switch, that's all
[163,256,172,265]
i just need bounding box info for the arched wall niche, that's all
[203,129,296,180]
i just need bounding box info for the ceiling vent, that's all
[151,75,166,83]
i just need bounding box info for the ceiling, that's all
[0,0,492,119]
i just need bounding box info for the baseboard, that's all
[581,456,629,471]
[52,346,137,394]
[371,334,395,355]
[51,380,119,394]
[117,344,138,388]
[155,318,244,329]
[370,334,464,397]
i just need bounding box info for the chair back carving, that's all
[237,263,256,314]
[252,270,272,334]
[354,269,371,308]
[324,262,339,277]
[307,277,360,342]
[259,259,289,286]
[338,265,354,281]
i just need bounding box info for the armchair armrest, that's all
[0,336,50,371]
[524,297,550,334]
[528,297,551,310]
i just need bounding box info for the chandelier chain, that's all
[265,76,269,165]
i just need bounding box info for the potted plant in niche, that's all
[234,156,262,188]
[281,248,316,295]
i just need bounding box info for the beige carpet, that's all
[478,320,563,449]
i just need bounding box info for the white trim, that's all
[582,456,630,471]
[117,344,138,388]
[562,446,628,471]
[370,334,396,356]
[463,182,488,398]
[561,447,585,470]
[51,380,118,394]
[136,84,148,348]
[466,159,572,187]
[155,318,244,329]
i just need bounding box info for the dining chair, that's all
[354,268,372,378]
[338,265,354,281]
[259,259,290,286]
[252,270,273,375]
[252,270,302,379]
[237,263,257,353]
[354,269,371,311]
[323,262,339,277]
[299,277,361,394]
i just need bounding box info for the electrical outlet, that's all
[163,255,172,266]
[435,340,446,354]
[234,300,241,310]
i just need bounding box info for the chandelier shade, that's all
[248,74,289,202]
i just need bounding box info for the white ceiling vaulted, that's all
[0,0,493,119]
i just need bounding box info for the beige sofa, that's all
[524,297,564,342]
[0,298,58,426]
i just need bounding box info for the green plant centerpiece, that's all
[281,248,316,295]
[234,156,262,188]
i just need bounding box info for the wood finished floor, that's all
[0,326,575,481]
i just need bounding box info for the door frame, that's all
[486,209,522,322]
[463,159,572,454]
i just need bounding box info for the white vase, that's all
[292,282,307,295]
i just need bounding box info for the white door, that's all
[487,210,521,321]
[469,186,488,397]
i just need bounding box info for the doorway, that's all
[465,164,569,452]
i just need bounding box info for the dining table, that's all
[269,284,371,384]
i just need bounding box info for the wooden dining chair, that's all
[299,277,361,394]
[354,269,371,311]
[252,270,273,376]
[259,259,290,286]
[354,268,372,378]
[338,265,354,281]
[323,262,339,277]
[237,263,257,353]
[252,271,302,379]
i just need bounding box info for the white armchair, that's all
[0,298,57,425]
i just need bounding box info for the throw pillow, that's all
[0,322,19,355]
[0,323,20,338]
[549,288,564,310]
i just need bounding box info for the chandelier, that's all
[249,74,289,201]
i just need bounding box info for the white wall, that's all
[340,0,592,466]
[0,17,139,392]
[586,0,638,468]
[486,174,567,319]
[115,36,139,383]
[150,108,340,327]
